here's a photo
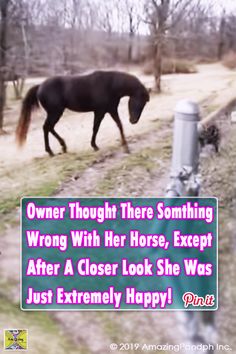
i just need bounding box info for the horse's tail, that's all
[16,84,40,147]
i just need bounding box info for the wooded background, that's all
[1,0,236,130]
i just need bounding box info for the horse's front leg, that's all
[110,109,129,153]
[91,112,105,151]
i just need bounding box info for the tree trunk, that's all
[21,20,29,76]
[0,74,6,132]
[128,33,134,62]
[13,77,25,99]
[153,37,162,93]
[0,0,9,133]
[217,16,225,60]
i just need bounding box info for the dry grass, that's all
[222,51,236,70]
[0,151,97,217]
[194,57,217,65]
[143,58,197,75]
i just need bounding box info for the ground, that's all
[0,63,236,353]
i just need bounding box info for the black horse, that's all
[16,71,150,156]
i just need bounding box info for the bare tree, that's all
[0,0,10,133]
[144,0,192,92]
[9,0,30,98]
[217,10,236,59]
[97,0,114,36]
[217,10,226,60]
[167,0,215,60]
[124,0,141,62]
[144,0,170,92]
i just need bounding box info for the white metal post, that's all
[166,100,215,354]
[166,100,200,197]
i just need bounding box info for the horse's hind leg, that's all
[50,128,67,153]
[110,110,129,153]
[43,111,65,156]
[43,118,54,157]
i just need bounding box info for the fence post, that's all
[166,100,215,354]
[166,100,200,197]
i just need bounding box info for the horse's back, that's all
[37,70,144,114]
[58,72,121,112]
[67,70,141,95]
[65,73,113,111]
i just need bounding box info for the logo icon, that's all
[4,330,28,350]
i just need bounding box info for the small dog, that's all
[199,124,220,153]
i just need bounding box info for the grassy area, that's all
[0,150,103,232]
[222,51,236,70]
[0,295,84,354]
[4,82,34,131]
[0,153,91,214]
[6,81,37,103]
[204,103,221,115]
[0,119,171,226]
[143,58,197,75]
[200,122,236,348]
[95,138,172,196]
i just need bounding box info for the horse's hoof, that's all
[62,147,67,153]
[93,146,99,152]
[48,151,54,157]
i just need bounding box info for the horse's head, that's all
[128,85,150,124]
